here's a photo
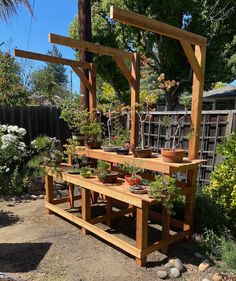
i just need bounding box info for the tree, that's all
[69,0,236,109]
[0,51,28,105]
[30,45,69,105]
[0,0,33,21]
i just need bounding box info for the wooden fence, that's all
[0,106,235,185]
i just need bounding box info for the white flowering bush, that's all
[0,124,28,195]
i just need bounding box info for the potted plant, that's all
[60,95,86,144]
[28,136,64,177]
[79,166,93,178]
[160,93,191,163]
[129,178,150,194]
[148,175,181,214]
[132,103,153,158]
[120,161,143,186]
[80,112,102,149]
[96,160,119,183]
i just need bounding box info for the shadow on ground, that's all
[0,211,21,227]
[0,242,52,272]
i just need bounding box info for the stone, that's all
[198,262,210,272]
[212,272,223,281]
[174,258,184,272]
[37,194,45,199]
[168,258,176,265]
[30,194,37,200]
[169,267,181,278]
[163,262,173,268]
[202,279,210,281]
[156,270,168,279]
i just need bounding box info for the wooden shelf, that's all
[76,147,204,174]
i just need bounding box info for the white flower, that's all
[1,134,17,148]
[5,167,10,172]
[7,125,18,133]
[18,142,26,151]
[13,156,18,160]
[18,128,26,136]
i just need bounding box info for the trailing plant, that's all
[203,132,236,219]
[27,136,63,177]
[0,124,28,195]
[148,175,181,214]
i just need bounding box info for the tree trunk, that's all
[78,0,92,109]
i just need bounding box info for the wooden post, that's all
[161,206,170,253]
[136,203,148,266]
[89,63,97,116]
[45,175,54,214]
[130,53,140,148]
[106,196,113,227]
[188,44,207,160]
[81,187,91,235]
[68,183,75,208]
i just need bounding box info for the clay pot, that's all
[161,148,185,163]
[97,171,119,183]
[132,147,152,158]
[125,175,142,186]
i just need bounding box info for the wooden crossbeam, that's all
[180,41,203,81]
[114,56,134,86]
[14,49,91,69]
[49,33,134,61]
[110,6,207,46]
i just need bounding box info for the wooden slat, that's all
[71,66,92,91]
[180,41,202,81]
[110,6,207,46]
[49,33,134,61]
[14,49,90,69]
[45,202,141,258]
[189,44,207,160]
[114,56,134,85]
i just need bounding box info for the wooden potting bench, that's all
[45,149,203,266]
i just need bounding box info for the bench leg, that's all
[45,175,54,214]
[68,183,75,208]
[106,196,112,227]
[161,206,170,254]
[81,187,91,235]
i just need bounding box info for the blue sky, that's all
[0,0,80,92]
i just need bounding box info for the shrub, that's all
[0,124,28,196]
[221,238,236,271]
[203,132,236,220]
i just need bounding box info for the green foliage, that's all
[80,114,102,140]
[64,138,77,158]
[97,160,109,172]
[0,0,33,21]
[120,161,143,179]
[148,175,181,214]
[221,238,236,271]
[30,45,69,105]
[0,51,28,105]
[203,132,236,218]
[0,124,28,196]
[28,136,63,177]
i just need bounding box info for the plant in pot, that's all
[129,178,150,194]
[160,93,191,163]
[132,102,153,158]
[60,95,86,144]
[120,161,143,186]
[27,136,64,177]
[80,112,102,149]
[96,160,119,183]
[148,174,181,215]
[79,166,93,178]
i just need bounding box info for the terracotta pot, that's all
[132,147,152,158]
[85,140,102,149]
[125,175,142,186]
[161,148,185,163]
[97,171,119,183]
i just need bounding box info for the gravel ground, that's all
[0,198,234,281]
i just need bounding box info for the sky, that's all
[0,0,80,92]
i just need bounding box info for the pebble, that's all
[37,194,45,199]
[202,279,210,281]
[198,262,210,272]
[30,194,37,200]
[169,267,181,278]
[156,270,168,279]
[163,262,173,268]
[168,258,176,265]
[174,258,184,272]
[212,272,223,281]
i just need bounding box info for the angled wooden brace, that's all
[114,56,134,87]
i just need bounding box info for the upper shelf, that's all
[75,147,204,174]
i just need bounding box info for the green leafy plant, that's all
[148,175,181,214]
[28,136,63,177]
[120,161,143,179]
[221,238,236,272]
[80,113,102,141]
[203,132,236,218]
[97,160,109,172]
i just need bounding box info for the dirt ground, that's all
[0,198,233,281]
